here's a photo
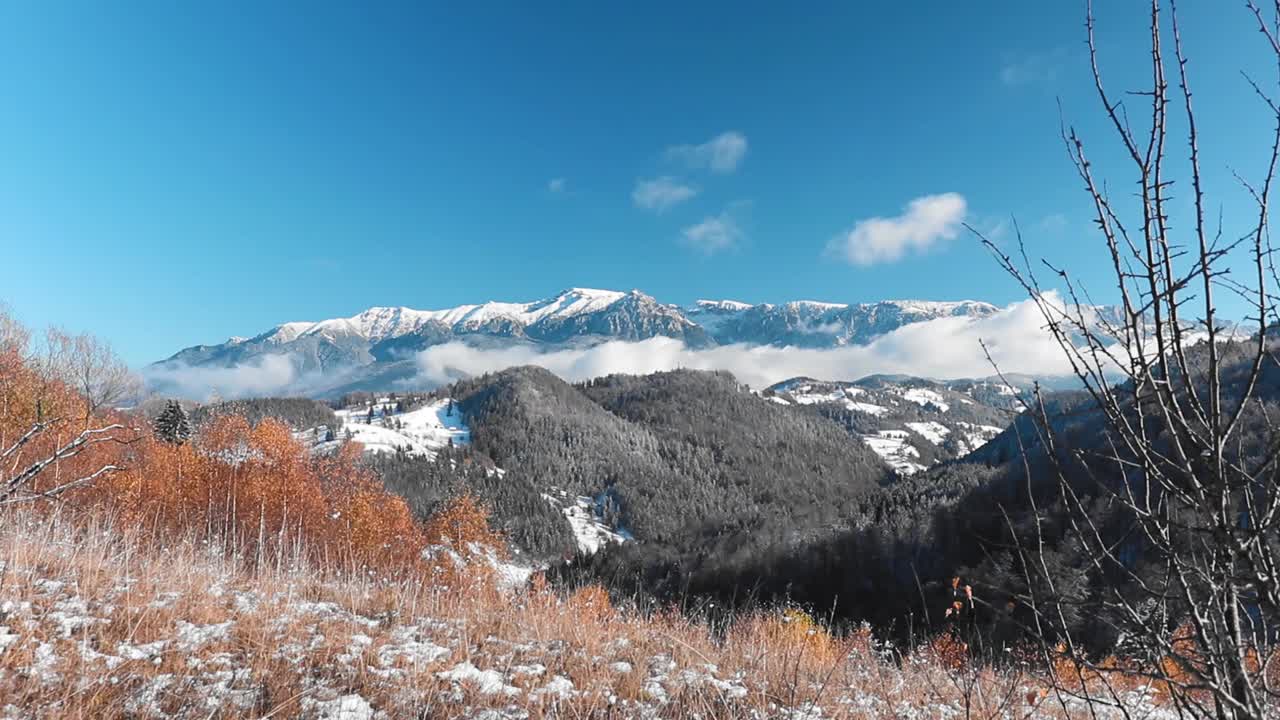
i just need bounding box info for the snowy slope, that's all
[765,377,1013,474]
[309,398,470,460]
[258,289,631,346]
[543,489,631,555]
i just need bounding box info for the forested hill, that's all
[446,367,892,550]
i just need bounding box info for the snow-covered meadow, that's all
[308,398,471,460]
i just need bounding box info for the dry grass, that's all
[0,509,1180,719]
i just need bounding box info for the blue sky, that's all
[3,1,1277,365]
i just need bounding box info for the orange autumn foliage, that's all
[419,494,508,588]
[93,415,428,571]
[422,493,503,555]
[0,333,135,502]
[1,310,504,584]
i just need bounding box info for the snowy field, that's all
[861,430,927,475]
[308,398,471,460]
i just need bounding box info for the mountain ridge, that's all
[175,288,1001,359]
[147,287,1076,399]
[160,288,1001,357]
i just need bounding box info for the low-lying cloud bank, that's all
[145,354,301,400]
[145,296,1093,400]
[412,296,1079,389]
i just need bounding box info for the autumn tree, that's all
[0,308,134,508]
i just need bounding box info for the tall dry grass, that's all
[0,507,1183,719]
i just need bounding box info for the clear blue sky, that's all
[2,1,1276,364]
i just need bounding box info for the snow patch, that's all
[863,431,926,475]
[437,661,520,696]
[546,490,629,555]
[899,388,949,412]
[318,398,470,460]
[306,694,378,720]
[847,401,889,417]
[905,421,950,445]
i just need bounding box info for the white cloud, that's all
[143,355,299,401]
[828,193,968,266]
[408,295,1092,389]
[664,131,748,174]
[632,176,698,212]
[1037,213,1068,233]
[682,207,744,254]
[999,48,1068,87]
[548,178,567,193]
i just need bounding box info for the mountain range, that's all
[149,287,1005,397]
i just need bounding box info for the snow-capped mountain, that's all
[688,298,999,347]
[149,288,1013,398]
[162,289,711,375]
[764,375,1022,474]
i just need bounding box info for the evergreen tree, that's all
[153,399,192,445]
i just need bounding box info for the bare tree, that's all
[967,2,1280,718]
[38,328,142,422]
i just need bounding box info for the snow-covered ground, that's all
[767,378,1014,474]
[897,387,949,412]
[847,401,889,417]
[904,420,949,445]
[310,398,470,460]
[544,489,630,555]
[862,430,927,475]
[954,421,1005,454]
[779,383,891,417]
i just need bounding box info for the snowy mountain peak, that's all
[785,300,850,311]
[563,287,627,299]
[695,299,754,311]
[878,299,999,315]
[259,321,316,344]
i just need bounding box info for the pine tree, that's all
[154,399,192,445]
